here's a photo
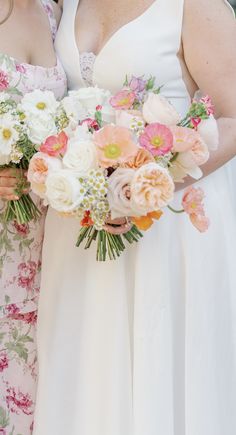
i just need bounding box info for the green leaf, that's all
[18,335,34,343]
[0,407,10,428]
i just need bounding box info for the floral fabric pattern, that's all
[0,0,67,434]
[0,312,37,435]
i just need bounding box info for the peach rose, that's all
[131,162,175,214]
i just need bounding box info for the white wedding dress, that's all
[34,1,236,434]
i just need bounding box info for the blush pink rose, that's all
[17,261,37,291]
[0,69,9,90]
[0,352,9,373]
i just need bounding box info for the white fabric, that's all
[34,1,236,434]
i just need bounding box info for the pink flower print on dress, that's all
[13,222,30,237]
[0,352,9,373]
[0,69,9,90]
[5,304,21,317]
[6,387,34,415]
[17,261,37,291]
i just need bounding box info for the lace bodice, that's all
[79,52,96,87]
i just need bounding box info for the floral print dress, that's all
[0,2,67,434]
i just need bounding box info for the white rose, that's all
[197,115,219,151]
[26,113,57,147]
[61,95,88,122]
[20,90,59,116]
[143,93,181,125]
[108,167,140,219]
[68,87,112,117]
[63,138,98,175]
[64,123,92,141]
[46,169,86,212]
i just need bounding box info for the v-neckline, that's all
[72,0,159,85]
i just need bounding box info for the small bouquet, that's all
[0,89,60,224]
[28,77,219,260]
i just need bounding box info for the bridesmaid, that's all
[0,1,66,434]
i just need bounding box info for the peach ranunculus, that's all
[142,93,181,125]
[110,90,136,110]
[132,210,163,231]
[93,125,139,168]
[131,162,175,214]
[28,152,62,198]
[121,148,155,169]
[182,186,209,232]
[40,131,68,157]
[139,123,173,156]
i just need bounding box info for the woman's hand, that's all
[0,168,29,201]
[104,216,132,235]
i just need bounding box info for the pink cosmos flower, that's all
[0,352,9,373]
[0,69,9,90]
[110,90,136,110]
[182,186,209,232]
[6,387,34,415]
[17,261,37,291]
[94,125,138,168]
[139,123,173,156]
[40,131,68,157]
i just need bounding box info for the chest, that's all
[75,0,157,54]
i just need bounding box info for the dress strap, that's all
[40,0,58,41]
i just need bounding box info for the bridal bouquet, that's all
[28,76,219,260]
[0,89,59,224]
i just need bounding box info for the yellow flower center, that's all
[2,128,12,140]
[19,113,26,121]
[176,138,184,143]
[191,202,197,209]
[104,143,122,159]
[151,136,163,148]
[118,98,129,106]
[36,102,46,110]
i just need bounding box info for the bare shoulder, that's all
[50,0,62,25]
[183,0,235,31]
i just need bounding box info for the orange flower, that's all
[80,211,94,227]
[132,210,163,231]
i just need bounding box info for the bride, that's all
[34,0,236,434]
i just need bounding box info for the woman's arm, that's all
[182,0,236,180]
